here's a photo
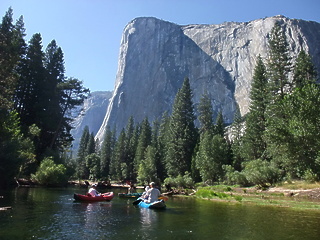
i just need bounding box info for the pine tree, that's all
[110,129,126,180]
[124,116,137,180]
[157,111,170,181]
[100,126,115,180]
[242,55,268,161]
[134,117,152,178]
[197,91,214,134]
[214,111,225,137]
[137,145,157,185]
[293,50,317,88]
[76,126,90,179]
[196,132,229,183]
[0,8,24,110]
[230,104,244,170]
[266,54,320,179]
[267,21,291,99]
[165,77,197,177]
[49,77,89,151]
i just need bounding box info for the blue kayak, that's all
[138,200,166,209]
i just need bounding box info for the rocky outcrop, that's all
[96,16,320,141]
[71,91,112,153]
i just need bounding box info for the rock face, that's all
[96,16,320,141]
[71,91,112,153]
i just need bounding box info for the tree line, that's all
[78,22,320,188]
[1,6,319,189]
[0,8,89,188]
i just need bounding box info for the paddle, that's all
[132,198,142,205]
[133,196,168,205]
[159,196,169,201]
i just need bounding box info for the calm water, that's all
[1,187,320,240]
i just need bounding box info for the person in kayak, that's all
[88,184,101,197]
[144,182,161,203]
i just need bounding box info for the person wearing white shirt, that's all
[144,182,161,203]
[88,184,101,197]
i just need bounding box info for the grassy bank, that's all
[194,182,320,211]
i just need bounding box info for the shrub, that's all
[31,157,68,186]
[242,159,283,188]
[223,165,249,186]
[164,171,194,189]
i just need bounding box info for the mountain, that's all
[71,91,112,153]
[96,15,320,141]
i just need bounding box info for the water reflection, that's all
[1,188,320,240]
[139,207,158,226]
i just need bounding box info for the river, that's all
[1,187,320,239]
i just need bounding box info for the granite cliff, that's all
[96,16,320,141]
[71,91,112,152]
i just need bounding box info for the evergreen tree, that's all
[157,111,170,181]
[110,129,126,180]
[265,22,293,177]
[267,22,291,99]
[137,145,157,185]
[17,33,47,161]
[85,153,101,180]
[165,77,197,177]
[214,111,225,137]
[242,56,268,161]
[86,132,96,155]
[293,50,317,88]
[124,116,137,180]
[76,126,90,179]
[0,8,25,110]
[134,117,152,178]
[196,132,229,183]
[49,77,89,152]
[197,91,214,134]
[100,126,115,180]
[230,104,244,170]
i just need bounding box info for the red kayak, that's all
[74,192,114,202]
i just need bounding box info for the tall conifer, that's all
[165,77,197,177]
[242,55,268,161]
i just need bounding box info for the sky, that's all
[1,0,320,92]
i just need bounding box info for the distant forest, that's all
[1,8,319,189]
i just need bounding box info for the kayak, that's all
[138,200,166,209]
[73,192,114,202]
[118,192,142,198]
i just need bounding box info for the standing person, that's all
[88,184,101,197]
[144,182,161,203]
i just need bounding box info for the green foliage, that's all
[165,77,197,177]
[241,55,268,161]
[0,110,35,188]
[265,84,320,179]
[293,50,317,88]
[134,117,152,177]
[195,187,230,199]
[242,159,283,188]
[85,153,101,181]
[137,145,157,185]
[223,165,248,186]
[197,91,214,134]
[31,157,67,186]
[163,172,194,189]
[196,133,229,183]
[267,21,291,98]
[100,126,116,180]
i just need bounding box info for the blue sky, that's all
[1,0,320,92]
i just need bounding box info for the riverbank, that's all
[190,182,320,211]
